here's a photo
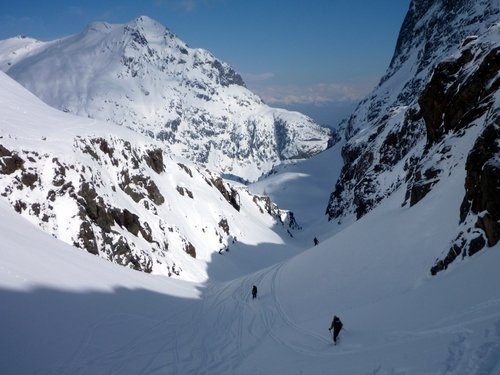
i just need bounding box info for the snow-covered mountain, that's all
[1,2,500,373]
[0,16,333,182]
[0,71,301,282]
[326,0,499,274]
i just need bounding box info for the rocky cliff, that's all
[325,0,499,274]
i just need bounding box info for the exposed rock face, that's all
[252,194,301,233]
[211,177,241,212]
[144,148,165,174]
[0,145,25,175]
[409,45,499,207]
[420,47,499,148]
[431,113,500,275]
[184,241,196,258]
[324,0,499,273]
[0,16,333,182]
[466,124,500,247]
[411,39,499,275]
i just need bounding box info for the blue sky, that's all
[1,0,411,126]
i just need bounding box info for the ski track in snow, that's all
[69,313,180,375]
[264,262,334,355]
[122,262,341,374]
[36,259,500,374]
[192,262,347,374]
[192,268,272,374]
[443,318,500,375]
[201,264,500,373]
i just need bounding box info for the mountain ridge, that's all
[0,71,301,281]
[0,15,333,182]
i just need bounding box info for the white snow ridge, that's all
[0,1,499,374]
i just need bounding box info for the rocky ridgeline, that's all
[0,135,299,280]
[325,0,499,274]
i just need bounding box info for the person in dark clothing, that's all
[313,237,319,246]
[252,285,257,299]
[328,315,343,344]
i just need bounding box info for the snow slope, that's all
[0,69,498,373]
[250,140,346,246]
[1,145,499,374]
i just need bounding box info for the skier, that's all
[328,315,343,344]
[252,285,257,299]
[313,237,319,246]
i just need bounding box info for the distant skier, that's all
[328,315,343,344]
[313,237,319,246]
[252,285,257,299]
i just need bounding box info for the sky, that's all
[0,0,411,127]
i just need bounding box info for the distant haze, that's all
[272,101,358,129]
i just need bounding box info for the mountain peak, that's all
[125,15,175,41]
[132,15,161,27]
[0,17,333,182]
[384,0,498,84]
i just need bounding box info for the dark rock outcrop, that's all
[21,171,38,188]
[0,145,24,175]
[211,177,240,211]
[432,119,500,275]
[119,170,165,205]
[420,47,499,148]
[461,123,500,234]
[76,221,99,255]
[144,148,164,173]
[253,194,301,232]
[218,218,230,235]
[184,241,196,258]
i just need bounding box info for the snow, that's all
[0,70,311,282]
[250,140,346,244]
[1,76,499,372]
[1,142,499,373]
[1,5,499,374]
